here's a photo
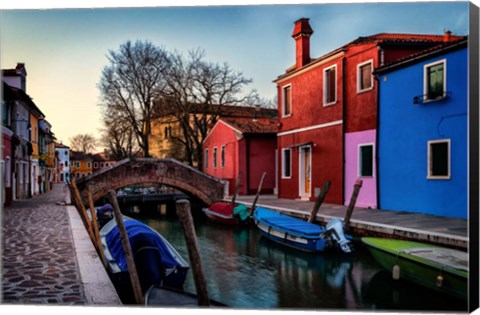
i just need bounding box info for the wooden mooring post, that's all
[175,199,210,306]
[108,190,144,305]
[308,180,331,223]
[70,178,95,245]
[250,172,266,214]
[86,186,108,269]
[231,172,242,205]
[344,179,363,228]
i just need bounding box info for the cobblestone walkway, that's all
[2,184,85,305]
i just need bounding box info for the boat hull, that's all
[362,237,468,300]
[202,208,238,225]
[253,207,327,252]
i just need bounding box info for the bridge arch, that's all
[74,158,226,206]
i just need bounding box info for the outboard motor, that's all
[325,218,353,253]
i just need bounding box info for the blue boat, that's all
[100,217,190,302]
[253,207,352,253]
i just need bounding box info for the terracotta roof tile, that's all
[221,117,278,134]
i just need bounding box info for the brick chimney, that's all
[443,30,452,42]
[292,18,314,69]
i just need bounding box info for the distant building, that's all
[92,150,117,172]
[55,143,70,182]
[150,103,277,167]
[376,38,467,219]
[70,151,93,179]
[203,117,278,196]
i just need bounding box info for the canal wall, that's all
[232,195,468,250]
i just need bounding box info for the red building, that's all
[275,18,460,204]
[203,117,277,196]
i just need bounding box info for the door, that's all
[299,146,312,199]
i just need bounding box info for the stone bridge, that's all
[74,158,226,206]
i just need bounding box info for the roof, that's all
[374,37,468,74]
[70,151,93,161]
[153,100,277,120]
[344,33,464,47]
[276,32,466,80]
[2,80,45,118]
[55,143,70,149]
[221,117,278,134]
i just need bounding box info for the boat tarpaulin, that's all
[105,220,181,272]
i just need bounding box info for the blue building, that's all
[376,37,468,219]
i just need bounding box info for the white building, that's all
[55,143,70,182]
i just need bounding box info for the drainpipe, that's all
[374,65,381,209]
[342,56,346,205]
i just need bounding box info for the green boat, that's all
[362,237,468,300]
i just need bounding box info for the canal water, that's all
[127,209,467,312]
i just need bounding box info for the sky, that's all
[0,0,473,150]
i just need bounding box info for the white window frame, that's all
[323,64,337,106]
[213,147,218,169]
[423,59,447,102]
[358,143,375,177]
[427,139,451,180]
[282,84,292,118]
[221,145,226,168]
[281,148,292,179]
[205,149,209,169]
[357,59,374,93]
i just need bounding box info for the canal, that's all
[125,207,467,312]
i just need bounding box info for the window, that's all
[282,149,292,178]
[213,147,218,168]
[357,60,373,92]
[424,60,446,101]
[94,162,98,168]
[100,163,104,168]
[282,85,292,117]
[65,161,68,167]
[428,139,450,179]
[205,149,209,169]
[221,146,226,168]
[323,65,337,105]
[65,151,68,156]
[358,144,374,177]
[76,162,80,168]
[87,162,91,168]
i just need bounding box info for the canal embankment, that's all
[231,195,468,249]
[1,183,121,305]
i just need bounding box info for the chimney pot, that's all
[443,30,452,42]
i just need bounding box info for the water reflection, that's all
[134,212,467,311]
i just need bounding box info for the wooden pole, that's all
[175,199,210,306]
[250,172,266,214]
[86,186,108,269]
[231,172,242,205]
[308,180,331,223]
[70,179,95,244]
[108,190,144,305]
[344,179,363,228]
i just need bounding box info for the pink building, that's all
[203,117,277,196]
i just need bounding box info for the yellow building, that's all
[70,151,94,180]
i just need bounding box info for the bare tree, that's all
[99,108,139,160]
[69,134,98,153]
[98,40,170,157]
[161,49,258,168]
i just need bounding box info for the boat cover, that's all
[208,202,235,217]
[105,220,182,272]
[255,207,324,237]
[402,247,468,272]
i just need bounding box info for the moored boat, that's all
[202,202,250,225]
[100,217,190,302]
[362,237,468,300]
[253,207,353,253]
